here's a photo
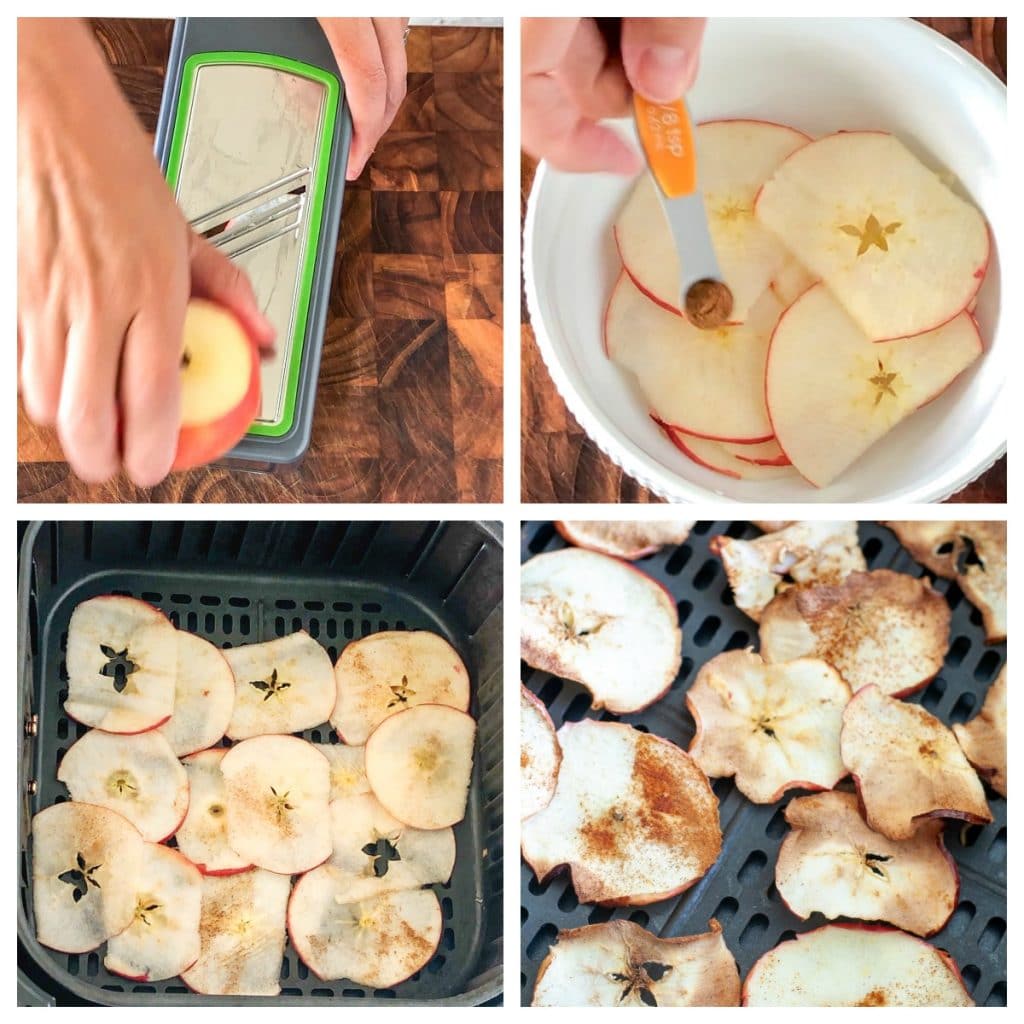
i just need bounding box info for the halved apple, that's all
[521,685,561,819]
[520,719,721,905]
[57,728,189,842]
[314,743,372,801]
[953,665,1006,797]
[653,420,797,481]
[172,299,261,472]
[742,923,973,1006]
[104,842,202,981]
[686,650,851,803]
[775,790,958,937]
[759,569,950,697]
[364,704,475,829]
[520,548,681,714]
[32,802,145,954]
[840,685,992,841]
[331,630,470,746]
[532,918,740,1007]
[65,595,177,734]
[554,520,694,559]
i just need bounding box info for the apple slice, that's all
[331,630,470,746]
[520,548,681,714]
[686,650,851,803]
[532,918,740,1007]
[953,665,1007,797]
[181,869,291,996]
[289,870,442,987]
[32,802,145,954]
[173,299,261,471]
[314,743,372,800]
[65,595,177,734]
[554,520,694,559]
[742,924,973,1006]
[841,685,992,841]
[176,748,252,876]
[885,521,1006,643]
[364,704,475,829]
[615,119,810,321]
[104,842,202,981]
[766,285,982,488]
[712,521,865,621]
[770,258,817,307]
[755,131,989,341]
[521,719,721,905]
[759,569,950,698]
[607,272,783,443]
[521,685,561,819]
[57,729,189,842]
[653,421,797,481]
[224,630,336,740]
[776,790,958,937]
[219,735,331,874]
[719,438,790,466]
[753,521,794,533]
[156,631,235,756]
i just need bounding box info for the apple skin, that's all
[554,521,660,560]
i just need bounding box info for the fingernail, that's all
[637,46,693,103]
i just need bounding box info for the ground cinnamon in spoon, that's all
[685,279,734,329]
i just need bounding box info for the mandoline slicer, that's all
[154,18,351,469]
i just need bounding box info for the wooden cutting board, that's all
[521,17,1006,503]
[18,19,503,503]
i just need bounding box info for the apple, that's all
[652,417,795,481]
[953,665,1007,797]
[521,685,561,819]
[554,520,694,559]
[313,742,372,801]
[719,437,790,466]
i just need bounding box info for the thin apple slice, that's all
[953,665,1007,797]
[65,596,177,734]
[654,422,798,481]
[766,284,982,487]
[755,131,989,341]
[711,521,865,622]
[760,569,950,698]
[776,790,958,937]
[104,842,202,981]
[521,685,561,819]
[57,729,188,842]
[885,521,1006,643]
[314,743,372,800]
[686,650,851,803]
[289,870,442,987]
[841,685,992,841]
[223,630,336,740]
[32,802,145,954]
[331,630,470,746]
[219,735,331,874]
[770,258,817,306]
[532,918,740,1007]
[743,923,973,1006]
[181,869,291,996]
[520,548,681,714]
[521,719,721,905]
[156,631,234,756]
[176,748,252,876]
[615,119,810,321]
[364,704,475,829]
[607,272,783,443]
[555,520,694,559]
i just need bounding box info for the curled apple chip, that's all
[32,802,145,954]
[753,521,795,533]
[555,521,694,560]
[65,596,177,734]
[521,548,681,714]
[521,719,721,905]
[532,918,740,1007]
[57,729,189,842]
[953,665,1006,797]
[686,650,851,803]
[742,923,973,1006]
[314,743,372,801]
[711,521,865,621]
[521,685,561,819]
[886,521,1006,643]
[759,569,950,697]
[841,685,992,841]
[776,790,958,936]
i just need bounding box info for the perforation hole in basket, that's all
[946,900,975,936]
[737,849,767,883]
[562,693,592,722]
[988,827,1006,862]
[961,964,980,995]
[664,545,692,576]
[692,615,720,647]
[676,599,693,625]
[738,914,769,947]
[587,906,614,926]
[712,896,738,924]
[986,981,1007,1006]
[557,887,578,914]
[974,650,1002,682]
[979,916,1005,952]
[949,692,977,723]
[920,676,946,711]
[692,560,719,591]
[527,923,558,960]
[946,635,971,667]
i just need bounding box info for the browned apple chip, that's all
[953,665,1006,797]
[555,521,694,560]
[521,685,561,819]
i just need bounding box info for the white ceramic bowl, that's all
[524,18,1006,503]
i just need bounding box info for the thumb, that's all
[620,18,706,104]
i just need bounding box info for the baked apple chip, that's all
[521,685,561,819]
[953,665,1006,797]
[555,521,694,560]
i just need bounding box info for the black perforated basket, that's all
[18,521,503,1006]
[520,521,1006,1007]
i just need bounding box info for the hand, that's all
[18,19,274,487]
[318,18,410,181]
[522,17,706,174]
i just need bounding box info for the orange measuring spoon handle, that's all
[633,94,697,199]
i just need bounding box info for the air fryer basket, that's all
[18,521,502,1007]
[520,521,1006,1006]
